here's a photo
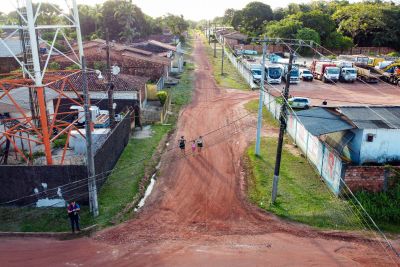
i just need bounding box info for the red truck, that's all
[310,60,340,83]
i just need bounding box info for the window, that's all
[366,134,374,142]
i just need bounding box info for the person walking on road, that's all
[67,201,81,233]
[191,140,196,154]
[178,136,186,155]
[196,136,204,153]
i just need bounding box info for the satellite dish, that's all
[112,65,120,75]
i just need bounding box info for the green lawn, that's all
[202,35,249,90]
[0,206,94,232]
[244,99,279,128]
[246,137,361,230]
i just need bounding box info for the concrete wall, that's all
[0,112,132,206]
[359,129,400,164]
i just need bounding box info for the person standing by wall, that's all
[67,201,81,233]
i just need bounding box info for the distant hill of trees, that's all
[206,0,400,51]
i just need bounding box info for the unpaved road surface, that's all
[1,37,399,267]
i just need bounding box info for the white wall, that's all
[359,129,400,164]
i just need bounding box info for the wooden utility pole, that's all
[106,28,115,128]
[82,57,99,217]
[271,52,294,204]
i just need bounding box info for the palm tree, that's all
[114,0,137,43]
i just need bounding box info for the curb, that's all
[0,224,97,240]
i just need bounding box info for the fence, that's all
[156,76,165,91]
[221,43,259,89]
[160,91,172,124]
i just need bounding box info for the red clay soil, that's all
[1,37,399,267]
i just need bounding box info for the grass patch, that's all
[352,184,400,233]
[201,35,249,91]
[244,99,279,128]
[0,206,94,232]
[246,137,361,230]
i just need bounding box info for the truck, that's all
[311,61,340,83]
[356,66,380,83]
[338,55,369,66]
[282,65,300,84]
[334,61,357,82]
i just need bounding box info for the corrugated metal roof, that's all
[0,39,23,58]
[339,107,400,129]
[295,107,354,136]
[0,87,58,112]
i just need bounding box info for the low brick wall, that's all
[343,166,399,192]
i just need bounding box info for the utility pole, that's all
[208,21,211,44]
[255,37,267,156]
[105,28,115,128]
[271,52,294,204]
[221,36,225,75]
[82,57,99,217]
[213,24,217,58]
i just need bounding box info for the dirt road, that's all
[0,37,399,267]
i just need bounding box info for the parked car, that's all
[288,97,310,109]
[300,69,313,81]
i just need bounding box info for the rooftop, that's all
[295,107,354,136]
[338,106,400,129]
[0,38,23,58]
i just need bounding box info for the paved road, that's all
[0,36,399,267]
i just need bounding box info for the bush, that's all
[48,62,60,70]
[53,135,68,149]
[387,51,400,57]
[66,64,80,70]
[93,61,106,72]
[354,183,400,224]
[157,91,168,105]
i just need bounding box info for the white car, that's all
[300,69,313,81]
[288,97,311,109]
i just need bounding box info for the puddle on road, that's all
[134,173,156,211]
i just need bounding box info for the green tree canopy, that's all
[265,17,302,39]
[240,2,273,35]
[296,27,320,44]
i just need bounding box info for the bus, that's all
[265,64,283,84]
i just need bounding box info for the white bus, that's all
[265,64,284,84]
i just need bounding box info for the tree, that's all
[222,9,236,25]
[296,28,320,44]
[332,3,385,46]
[78,5,96,39]
[240,2,273,35]
[231,10,243,30]
[324,31,353,50]
[294,10,335,44]
[114,1,138,43]
[162,14,189,37]
[265,17,302,39]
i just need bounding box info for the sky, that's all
[1,0,374,21]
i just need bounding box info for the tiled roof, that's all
[45,71,149,92]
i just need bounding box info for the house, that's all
[284,106,400,193]
[222,32,248,47]
[52,39,171,81]
[132,39,184,73]
[0,38,23,73]
[51,71,149,125]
